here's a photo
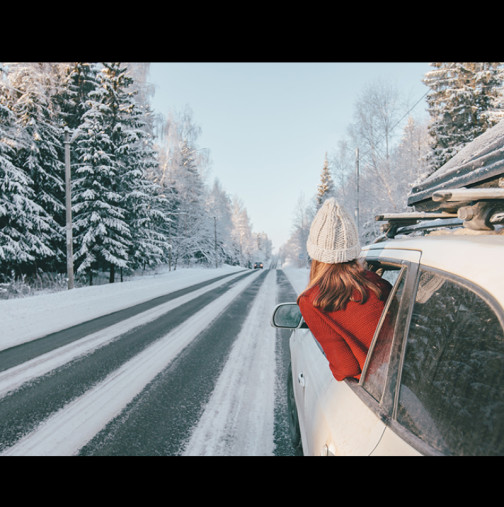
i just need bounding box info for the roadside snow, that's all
[0,265,244,352]
[0,264,309,456]
[0,264,308,353]
[1,269,263,456]
[0,269,250,399]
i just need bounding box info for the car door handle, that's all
[298,372,305,387]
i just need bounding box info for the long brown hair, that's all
[298,259,384,312]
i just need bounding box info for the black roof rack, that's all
[376,188,504,239]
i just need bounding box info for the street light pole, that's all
[355,147,360,234]
[64,128,74,289]
[214,216,218,268]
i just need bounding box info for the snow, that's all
[181,270,278,456]
[0,263,309,456]
[0,265,242,352]
[0,264,309,353]
[409,118,504,207]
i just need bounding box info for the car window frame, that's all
[345,253,420,426]
[360,262,407,400]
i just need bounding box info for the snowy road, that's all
[0,266,306,456]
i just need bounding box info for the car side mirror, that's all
[271,302,305,329]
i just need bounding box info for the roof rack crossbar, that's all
[375,212,457,223]
[432,188,504,203]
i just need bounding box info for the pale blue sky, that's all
[148,62,431,252]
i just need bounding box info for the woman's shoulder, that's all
[297,284,319,305]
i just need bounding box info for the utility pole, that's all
[64,128,74,289]
[214,216,218,268]
[355,147,360,234]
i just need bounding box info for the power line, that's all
[358,89,429,161]
[390,90,429,134]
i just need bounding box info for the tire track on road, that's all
[0,270,250,400]
[181,269,277,456]
[79,270,270,456]
[0,270,245,373]
[0,270,259,455]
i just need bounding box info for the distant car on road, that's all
[254,261,263,269]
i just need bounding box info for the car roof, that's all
[362,231,504,305]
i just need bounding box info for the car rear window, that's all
[397,268,504,455]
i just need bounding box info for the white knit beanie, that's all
[307,198,361,264]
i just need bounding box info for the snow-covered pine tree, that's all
[104,63,171,276]
[0,65,55,280]
[124,63,159,139]
[57,63,99,132]
[74,62,169,282]
[5,63,69,274]
[423,62,504,172]
[316,153,335,208]
[72,71,131,284]
[121,103,167,273]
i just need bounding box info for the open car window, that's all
[361,263,406,402]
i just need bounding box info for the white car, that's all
[272,196,504,456]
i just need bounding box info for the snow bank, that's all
[0,264,309,352]
[0,265,244,352]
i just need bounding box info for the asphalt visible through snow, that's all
[0,268,301,456]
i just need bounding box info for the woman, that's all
[297,198,392,381]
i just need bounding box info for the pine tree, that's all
[58,63,99,132]
[316,153,335,208]
[0,66,54,280]
[169,140,211,267]
[423,62,504,172]
[104,63,171,277]
[72,63,168,282]
[123,119,167,273]
[72,89,131,285]
[4,63,68,275]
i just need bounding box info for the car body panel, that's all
[290,329,389,456]
[370,427,422,456]
[362,234,504,304]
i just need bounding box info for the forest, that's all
[279,62,504,268]
[0,62,271,294]
[1,62,504,294]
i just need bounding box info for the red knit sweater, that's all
[298,271,391,381]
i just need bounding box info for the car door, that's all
[292,249,421,455]
[323,258,416,455]
[289,326,334,455]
